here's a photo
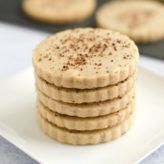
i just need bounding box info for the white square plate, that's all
[0,66,164,164]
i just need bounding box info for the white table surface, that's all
[0,22,164,164]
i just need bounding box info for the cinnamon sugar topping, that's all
[33,28,138,77]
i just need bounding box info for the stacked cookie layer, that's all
[33,28,139,145]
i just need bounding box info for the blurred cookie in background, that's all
[115,0,164,2]
[22,0,96,24]
[96,0,164,43]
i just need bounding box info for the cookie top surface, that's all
[22,0,96,23]
[96,0,164,43]
[33,28,139,89]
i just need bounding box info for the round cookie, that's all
[37,87,135,117]
[22,0,96,24]
[37,111,135,145]
[33,28,139,89]
[37,98,135,131]
[96,1,164,43]
[35,72,136,103]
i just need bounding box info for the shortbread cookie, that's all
[37,111,135,145]
[22,0,96,24]
[35,72,136,103]
[33,28,139,89]
[37,87,135,117]
[37,98,135,131]
[96,1,164,43]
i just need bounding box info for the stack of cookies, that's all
[33,28,139,145]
